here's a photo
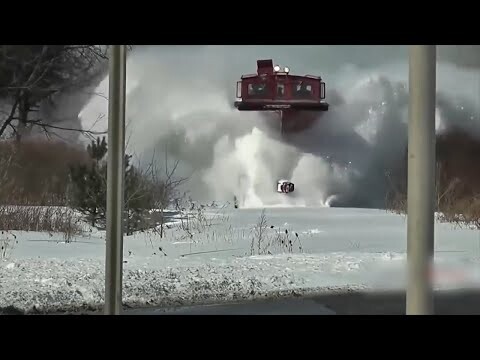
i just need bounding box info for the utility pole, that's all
[105,45,127,315]
[406,45,436,315]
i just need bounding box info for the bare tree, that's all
[0,45,109,141]
[146,149,189,238]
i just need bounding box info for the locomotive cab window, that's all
[293,82,313,98]
[277,83,285,97]
[248,83,267,96]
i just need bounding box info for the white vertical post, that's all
[105,45,127,315]
[406,45,436,315]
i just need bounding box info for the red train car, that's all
[234,59,329,133]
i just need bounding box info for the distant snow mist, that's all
[78,46,480,209]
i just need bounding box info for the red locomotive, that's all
[234,59,329,134]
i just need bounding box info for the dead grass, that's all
[250,209,303,256]
[136,203,305,258]
[156,201,232,248]
[0,139,87,240]
[385,130,480,229]
[0,205,84,242]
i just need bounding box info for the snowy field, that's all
[1,205,480,314]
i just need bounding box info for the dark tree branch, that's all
[24,119,107,136]
[7,122,18,136]
[0,45,109,141]
[0,96,20,138]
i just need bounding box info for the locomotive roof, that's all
[240,73,322,80]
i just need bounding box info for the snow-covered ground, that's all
[1,206,480,314]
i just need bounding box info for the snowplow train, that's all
[234,59,330,198]
[234,59,329,134]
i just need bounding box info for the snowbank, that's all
[0,253,374,314]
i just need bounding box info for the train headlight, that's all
[274,65,281,72]
[284,66,290,73]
